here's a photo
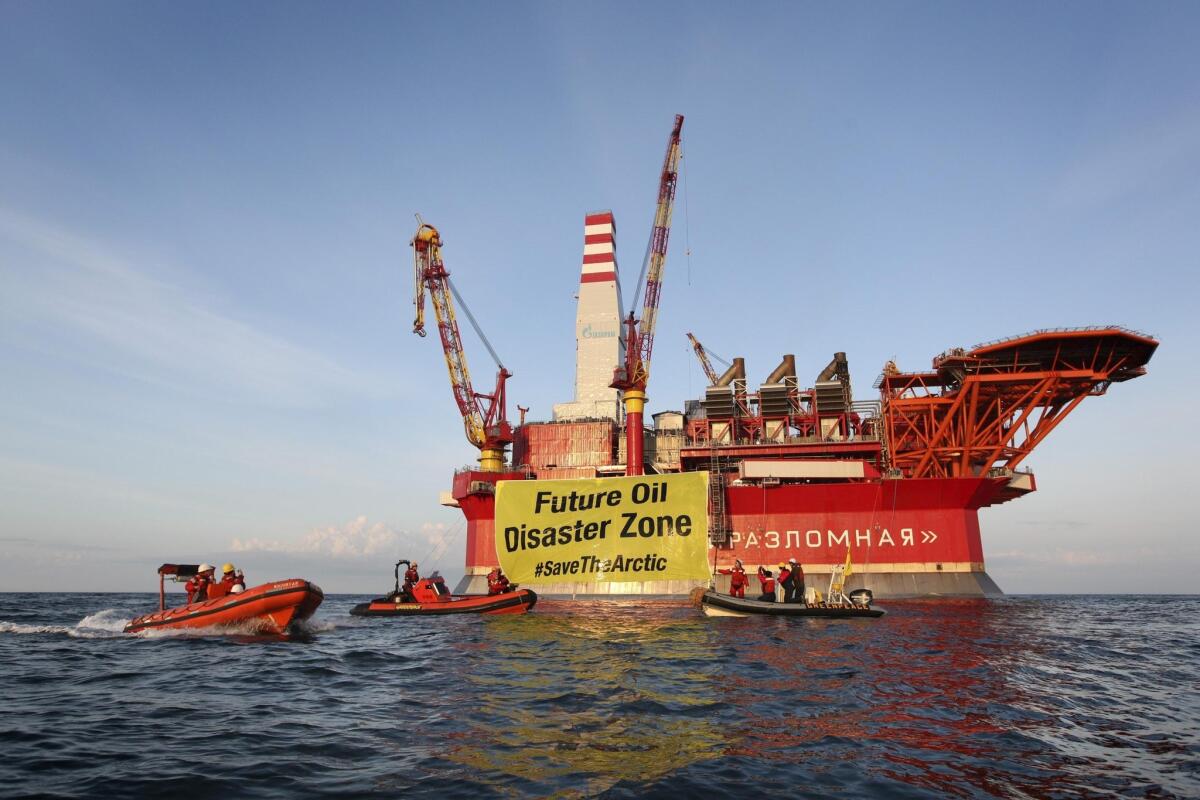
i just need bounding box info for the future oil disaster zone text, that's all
[502,482,691,553]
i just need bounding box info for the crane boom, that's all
[627,114,685,388]
[412,220,512,472]
[686,332,721,386]
[612,114,684,476]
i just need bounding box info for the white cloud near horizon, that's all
[232,515,400,558]
[230,516,466,567]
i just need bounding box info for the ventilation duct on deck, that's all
[704,358,746,418]
[759,355,798,417]
[817,352,850,383]
[714,358,745,387]
[764,354,797,385]
[815,352,853,432]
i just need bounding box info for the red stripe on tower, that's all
[584,212,615,227]
[580,210,618,285]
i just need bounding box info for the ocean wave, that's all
[135,617,284,639]
[2,595,1197,798]
[0,609,130,638]
[0,620,72,635]
[292,615,362,634]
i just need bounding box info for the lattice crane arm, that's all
[611,115,684,477]
[623,114,684,389]
[686,332,720,386]
[411,219,512,471]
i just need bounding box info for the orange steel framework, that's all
[880,328,1157,479]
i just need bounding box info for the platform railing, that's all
[964,325,1156,352]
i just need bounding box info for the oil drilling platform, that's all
[411,115,1159,597]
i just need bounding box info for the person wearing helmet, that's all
[487,567,512,596]
[185,564,216,604]
[777,561,794,603]
[210,563,246,599]
[756,566,776,602]
[400,561,420,600]
[717,558,748,598]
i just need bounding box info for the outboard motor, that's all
[849,588,874,608]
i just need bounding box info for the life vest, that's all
[404,567,419,584]
[730,569,747,588]
[208,573,241,600]
[778,568,792,585]
[760,577,775,593]
[186,576,211,603]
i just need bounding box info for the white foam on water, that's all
[72,609,132,635]
[0,609,132,638]
[135,625,204,640]
[133,615,297,639]
[293,616,343,633]
[0,620,73,635]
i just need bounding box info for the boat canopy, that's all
[157,564,201,578]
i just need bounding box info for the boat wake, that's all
[0,609,131,638]
[292,616,344,634]
[136,617,280,639]
[132,613,344,640]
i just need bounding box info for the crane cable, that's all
[682,145,692,288]
[415,517,466,568]
[446,275,505,372]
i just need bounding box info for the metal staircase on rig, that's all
[708,444,729,545]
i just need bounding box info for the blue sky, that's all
[1,2,1197,592]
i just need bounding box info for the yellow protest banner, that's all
[494,472,710,584]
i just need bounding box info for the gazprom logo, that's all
[581,325,617,339]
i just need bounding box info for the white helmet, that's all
[230,584,245,594]
[198,563,214,573]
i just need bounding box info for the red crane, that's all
[611,114,684,476]
[411,218,513,472]
[686,332,732,387]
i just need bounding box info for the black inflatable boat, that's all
[700,589,885,618]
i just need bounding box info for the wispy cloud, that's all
[229,516,466,566]
[231,516,400,558]
[1049,108,1200,212]
[0,454,214,518]
[419,521,461,563]
[0,206,375,407]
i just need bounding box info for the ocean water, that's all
[0,593,1196,799]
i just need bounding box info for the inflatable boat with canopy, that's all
[124,564,324,634]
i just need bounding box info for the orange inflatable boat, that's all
[124,564,324,634]
[350,561,536,616]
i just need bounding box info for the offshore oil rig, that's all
[411,115,1158,597]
